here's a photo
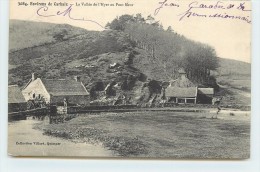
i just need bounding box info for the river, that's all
[8,119,114,157]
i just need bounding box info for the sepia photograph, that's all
[8,0,251,159]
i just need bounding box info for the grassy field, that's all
[36,111,250,159]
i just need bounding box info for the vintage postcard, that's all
[8,0,251,158]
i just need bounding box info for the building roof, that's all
[8,85,27,103]
[165,87,197,98]
[198,88,214,95]
[41,79,89,96]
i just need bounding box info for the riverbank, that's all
[35,110,250,158]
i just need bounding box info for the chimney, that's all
[178,68,187,79]
[32,73,35,81]
[74,76,81,82]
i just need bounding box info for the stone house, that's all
[22,74,89,105]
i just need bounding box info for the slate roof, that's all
[198,88,214,95]
[41,79,89,96]
[165,87,197,98]
[8,85,27,103]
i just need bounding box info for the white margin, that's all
[0,0,259,172]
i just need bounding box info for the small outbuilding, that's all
[197,88,214,104]
[165,87,198,104]
[8,85,27,113]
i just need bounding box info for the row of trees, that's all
[106,14,219,84]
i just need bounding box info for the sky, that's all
[9,0,251,63]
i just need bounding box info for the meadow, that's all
[37,110,250,159]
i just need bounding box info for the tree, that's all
[106,18,121,30]
[106,15,134,31]
[166,26,174,32]
[146,15,155,24]
[134,13,145,23]
[109,14,219,84]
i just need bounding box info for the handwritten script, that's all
[154,0,251,24]
[37,4,105,29]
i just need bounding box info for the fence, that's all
[66,105,138,114]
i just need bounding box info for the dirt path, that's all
[8,119,114,157]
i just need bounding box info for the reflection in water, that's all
[8,119,114,157]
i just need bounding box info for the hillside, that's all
[212,58,251,106]
[9,20,92,51]
[9,19,250,106]
[9,20,134,82]
[215,58,250,76]
[213,58,250,91]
